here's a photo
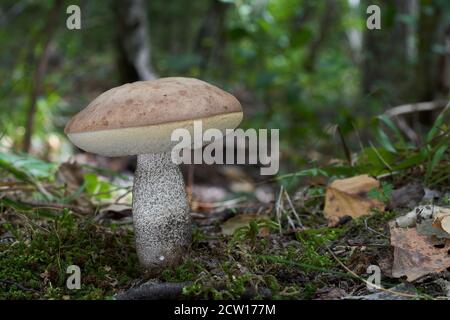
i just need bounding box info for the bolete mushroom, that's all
[64,77,243,274]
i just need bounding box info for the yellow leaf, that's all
[323,174,385,225]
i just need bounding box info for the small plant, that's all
[368,181,393,203]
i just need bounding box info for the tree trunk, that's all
[23,0,62,153]
[113,0,157,83]
[303,0,339,72]
[362,0,416,105]
[194,0,229,74]
[414,0,445,101]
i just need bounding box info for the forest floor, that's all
[0,109,449,300]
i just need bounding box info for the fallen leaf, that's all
[389,221,450,281]
[220,214,269,236]
[324,175,385,225]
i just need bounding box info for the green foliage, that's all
[162,259,204,282]
[279,107,449,187]
[0,152,56,180]
[294,227,343,267]
[0,0,448,301]
[231,218,279,244]
[368,181,393,203]
[83,173,115,201]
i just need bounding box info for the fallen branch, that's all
[115,281,192,300]
[115,280,272,300]
[384,100,447,118]
[19,200,92,216]
[384,100,448,145]
[0,279,39,293]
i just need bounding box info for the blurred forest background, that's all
[0,0,449,300]
[1,0,448,168]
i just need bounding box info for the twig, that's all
[191,196,247,210]
[363,218,389,239]
[384,100,447,118]
[20,200,91,215]
[325,246,424,299]
[115,281,192,300]
[283,188,304,228]
[0,279,39,293]
[275,186,284,234]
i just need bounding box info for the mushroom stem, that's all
[132,152,191,274]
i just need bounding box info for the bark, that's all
[436,26,450,96]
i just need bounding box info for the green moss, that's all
[0,212,139,299]
[294,227,345,267]
[161,258,205,282]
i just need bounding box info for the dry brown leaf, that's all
[324,174,385,225]
[390,222,450,281]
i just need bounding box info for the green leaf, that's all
[427,107,449,143]
[426,143,449,183]
[376,127,397,153]
[83,173,114,200]
[376,114,406,147]
[393,149,427,171]
[0,152,56,180]
[356,146,396,175]
[368,181,393,203]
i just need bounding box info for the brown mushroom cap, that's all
[65,77,243,156]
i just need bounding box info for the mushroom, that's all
[64,77,243,274]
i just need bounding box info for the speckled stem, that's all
[132,152,191,274]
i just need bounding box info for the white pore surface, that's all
[67,112,243,156]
